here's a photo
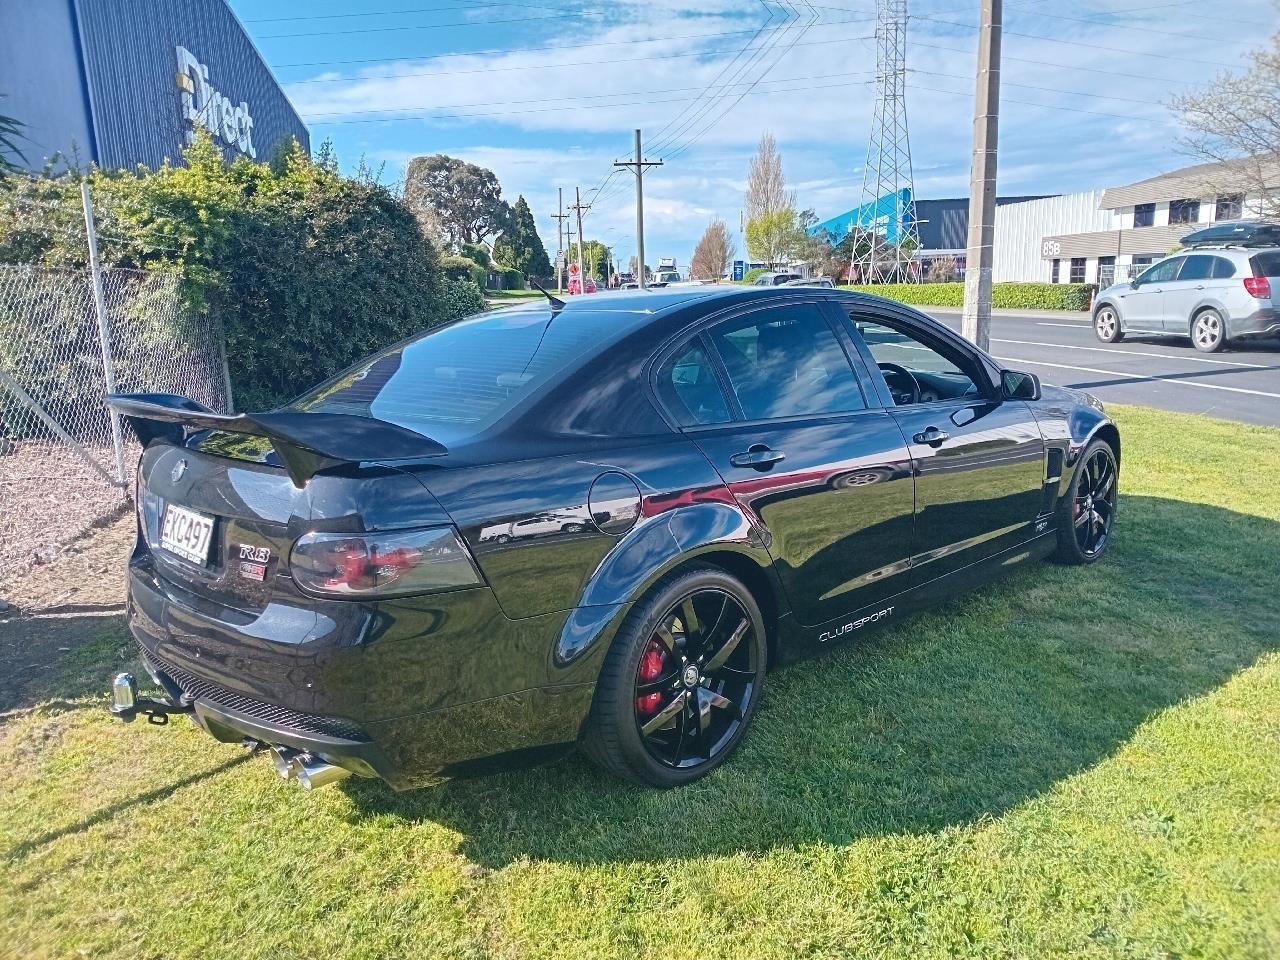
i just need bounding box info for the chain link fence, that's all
[0,263,231,580]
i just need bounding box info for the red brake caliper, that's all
[635,640,665,714]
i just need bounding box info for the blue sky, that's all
[229,0,1274,268]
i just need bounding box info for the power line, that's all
[909,68,1168,106]
[257,11,600,40]
[244,1,564,24]
[299,68,876,119]
[911,13,1248,68]
[306,72,880,126]
[656,0,825,160]
[909,38,1197,87]
[277,17,880,82]
[645,0,785,151]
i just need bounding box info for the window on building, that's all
[1098,256,1116,288]
[1069,258,1086,283]
[1133,203,1155,228]
[1127,255,1154,280]
[1051,259,1060,283]
[1169,199,1200,224]
[1215,194,1244,221]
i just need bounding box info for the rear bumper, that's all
[126,554,597,789]
[1230,306,1280,337]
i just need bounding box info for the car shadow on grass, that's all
[344,494,1280,867]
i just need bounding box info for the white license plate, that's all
[160,504,215,566]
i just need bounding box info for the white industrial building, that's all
[993,158,1279,287]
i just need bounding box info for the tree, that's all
[1172,32,1280,219]
[689,219,735,279]
[745,208,804,268]
[792,209,836,275]
[568,239,612,281]
[0,96,26,178]
[745,132,792,221]
[403,154,509,246]
[492,195,552,277]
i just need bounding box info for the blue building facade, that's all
[0,0,308,173]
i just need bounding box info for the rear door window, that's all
[1211,256,1237,279]
[1176,255,1214,281]
[706,303,866,421]
[656,340,732,427]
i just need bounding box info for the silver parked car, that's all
[782,277,836,288]
[1093,245,1280,353]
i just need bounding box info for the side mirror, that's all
[1129,278,1140,289]
[1001,369,1041,401]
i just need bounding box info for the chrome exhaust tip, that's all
[288,754,352,791]
[271,746,300,781]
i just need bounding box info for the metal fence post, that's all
[80,180,127,488]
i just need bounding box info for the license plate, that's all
[160,504,215,566]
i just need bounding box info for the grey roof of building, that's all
[1098,156,1280,209]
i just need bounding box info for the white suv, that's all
[1093,246,1280,352]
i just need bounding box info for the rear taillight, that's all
[290,526,482,598]
[1244,276,1271,299]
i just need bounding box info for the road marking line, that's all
[994,338,1276,369]
[994,355,1280,400]
[1036,322,1090,328]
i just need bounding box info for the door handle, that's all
[912,427,950,447]
[1195,285,1205,290]
[729,445,786,470]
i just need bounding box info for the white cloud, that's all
[287,0,1270,261]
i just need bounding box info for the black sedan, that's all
[106,287,1119,790]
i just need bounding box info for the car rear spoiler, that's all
[105,392,447,488]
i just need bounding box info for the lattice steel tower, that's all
[851,0,919,283]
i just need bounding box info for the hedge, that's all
[0,131,480,412]
[742,267,767,284]
[839,281,1097,311]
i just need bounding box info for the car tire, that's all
[496,534,512,544]
[580,566,767,787]
[1191,308,1227,353]
[1094,305,1124,343]
[1053,439,1118,565]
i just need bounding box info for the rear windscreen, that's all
[289,306,600,444]
[1250,251,1280,276]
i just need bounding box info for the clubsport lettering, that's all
[818,606,895,643]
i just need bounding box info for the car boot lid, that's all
[106,392,447,488]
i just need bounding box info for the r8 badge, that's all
[237,543,270,581]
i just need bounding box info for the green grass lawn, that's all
[484,288,551,303]
[2,405,1278,959]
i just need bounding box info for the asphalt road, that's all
[927,308,1280,427]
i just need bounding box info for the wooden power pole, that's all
[961,0,1002,351]
[614,129,662,289]
[551,187,569,293]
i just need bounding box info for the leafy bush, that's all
[741,267,767,284]
[438,276,486,319]
[0,131,476,411]
[441,255,486,290]
[839,281,1097,311]
[459,242,491,268]
[501,267,525,290]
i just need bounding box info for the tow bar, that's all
[109,672,193,725]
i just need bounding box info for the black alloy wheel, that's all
[582,568,767,786]
[1054,439,1117,564]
